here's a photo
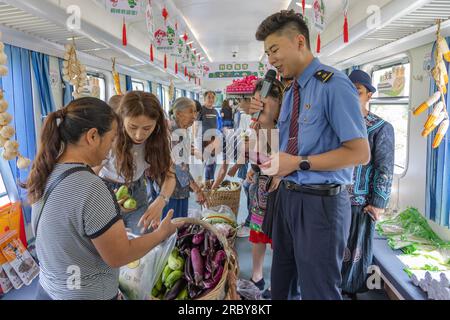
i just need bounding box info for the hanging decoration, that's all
[313,0,326,54]
[150,43,154,62]
[62,40,90,99]
[175,60,178,74]
[122,17,127,46]
[145,0,154,37]
[154,6,175,71]
[170,21,184,59]
[111,58,123,95]
[0,34,30,169]
[145,0,155,62]
[343,0,349,43]
[301,0,306,16]
[413,20,449,149]
[184,65,188,77]
[105,0,145,46]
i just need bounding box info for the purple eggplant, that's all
[191,247,204,285]
[201,231,209,256]
[212,250,226,272]
[202,265,224,289]
[184,254,194,283]
[205,251,213,273]
[188,282,203,299]
[164,278,187,300]
[192,229,205,245]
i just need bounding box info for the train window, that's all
[87,74,106,101]
[0,174,10,207]
[175,88,182,99]
[370,63,411,176]
[162,85,170,112]
[132,79,145,91]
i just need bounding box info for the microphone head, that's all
[265,69,277,81]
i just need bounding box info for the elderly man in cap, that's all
[341,70,395,299]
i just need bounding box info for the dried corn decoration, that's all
[413,20,449,149]
[0,32,31,169]
[112,58,123,96]
[62,40,90,99]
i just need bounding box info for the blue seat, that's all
[372,236,428,300]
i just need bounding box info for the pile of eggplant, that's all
[152,223,227,300]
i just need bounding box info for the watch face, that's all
[300,160,310,171]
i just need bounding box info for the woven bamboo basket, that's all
[203,181,242,217]
[150,218,239,300]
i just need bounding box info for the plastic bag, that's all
[202,205,237,223]
[236,279,262,300]
[188,208,203,220]
[341,206,375,294]
[119,233,177,300]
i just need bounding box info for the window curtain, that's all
[425,36,450,228]
[31,51,56,117]
[0,44,37,223]
[148,80,152,94]
[58,58,73,106]
[125,75,133,92]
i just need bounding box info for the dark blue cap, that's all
[349,70,376,93]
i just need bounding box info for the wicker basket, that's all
[150,218,238,300]
[203,181,242,217]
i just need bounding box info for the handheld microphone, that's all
[252,69,277,121]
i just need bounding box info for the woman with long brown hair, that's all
[97,91,176,235]
[25,97,181,300]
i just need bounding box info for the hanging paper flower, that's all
[302,0,306,16]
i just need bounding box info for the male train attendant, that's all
[251,10,370,300]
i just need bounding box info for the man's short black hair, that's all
[256,9,310,50]
[204,91,216,98]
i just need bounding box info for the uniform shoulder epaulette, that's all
[314,70,334,83]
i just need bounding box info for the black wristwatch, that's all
[299,156,311,171]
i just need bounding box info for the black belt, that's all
[283,180,345,197]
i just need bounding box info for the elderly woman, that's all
[161,97,206,219]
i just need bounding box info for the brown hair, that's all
[203,91,216,98]
[221,99,231,109]
[115,91,172,185]
[255,9,311,50]
[253,78,286,101]
[25,98,118,204]
[108,95,123,113]
[254,79,285,125]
